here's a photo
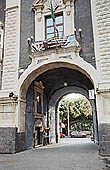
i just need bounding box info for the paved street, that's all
[0,138,108,170]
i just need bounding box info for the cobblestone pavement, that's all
[0,138,108,170]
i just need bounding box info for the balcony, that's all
[28,34,80,65]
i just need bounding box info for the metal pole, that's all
[68,102,70,136]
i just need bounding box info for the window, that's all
[45,13,64,39]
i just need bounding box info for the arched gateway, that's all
[17,57,98,149]
[1,0,110,156]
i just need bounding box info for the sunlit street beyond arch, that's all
[0,138,107,170]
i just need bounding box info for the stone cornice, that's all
[32,0,44,11]
[0,97,18,104]
[5,5,19,12]
[30,46,80,58]
[63,0,74,6]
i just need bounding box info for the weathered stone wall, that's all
[90,100,99,144]
[0,127,26,153]
[0,0,6,89]
[15,132,25,152]
[91,0,110,156]
[25,83,34,149]
[19,0,35,69]
[0,98,17,127]
[99,123,110,156]
[0,0,6,23]
[74,0,95,67]
[0,127,16,153]
[94,0,110,80]
[2,6,19,90]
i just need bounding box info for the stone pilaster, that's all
[2,5,20,90]
[95,0,110,81]
[0,22,4,89]
[91,0,110,156]
[0,97,17,127]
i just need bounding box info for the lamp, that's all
[9,92,18,100]
[9,92,14,98]
[64,81,68,87]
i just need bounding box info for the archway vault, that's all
[16,58,98,99]
[49,86,98,144]
[15,58,98,132]
[48,86,89,143]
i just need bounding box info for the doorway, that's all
[56,93,98,144]
[34,126,40,146]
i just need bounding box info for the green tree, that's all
[59,97,92,132]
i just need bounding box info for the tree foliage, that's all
[59,97,92,131]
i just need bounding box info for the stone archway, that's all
[48,85,98,144]
[48,86,89,143]
[16,59,98,134]
[16,59,98,98]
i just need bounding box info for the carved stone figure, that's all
[46,0,61,10]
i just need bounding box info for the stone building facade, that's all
[0,0,110,156]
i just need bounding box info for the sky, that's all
[64,93,84,99]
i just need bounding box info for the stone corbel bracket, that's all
[32,0,44,11]
[63,0,74,15]
[63,0,74,5]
